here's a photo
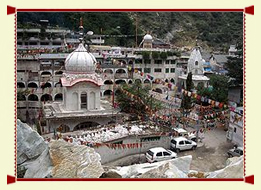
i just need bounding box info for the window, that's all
[170,68,175,73]
[195,61,198,66]
[179,141,184,145]
[154,68,162,73]
[144,68,151,73]
[171,60,175,64]
[185,140,192,144]
[165,68,169,73]
[135,59,142,64]
[156,152,163,157]
[144,59,151,64]
[40,42,49,45]
[165,60,170,64]
[171,139,176,145]
[163,151,171,156]
[154,60,162,64]
[234,128,237,133]
[81,92,87,109]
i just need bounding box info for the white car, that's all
[170,137,197,153]
[173,127,197,142]
[145,147,177,163]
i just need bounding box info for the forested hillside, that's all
[17,12,243,52]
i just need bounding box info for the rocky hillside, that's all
[17,12,243,52]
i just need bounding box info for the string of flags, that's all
[63,129,213,149]
[181,89,228,109]
[119,87,153,114]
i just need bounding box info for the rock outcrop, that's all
[110,155,192,178]
[206,156,243,178]
[17,119,53,178]
[49,140,104,178]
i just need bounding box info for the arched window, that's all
[104,69,113,74]
[115,80,126,84]
[135,79,142,84]
[104,90,113,96]
[128,80,133,84]
[55,71,63,75]
[54,93,63,101]
[116,69,127,74]
[17,95,26,101]
[28,82,38,88]
[28,94,38,101]
[80,92,87,109]
[17,82,25,88]
[41,71,52,76]
[195,61,198,66]
[104,80,113,85]
[41,94,52,102]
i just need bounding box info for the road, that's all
[104,126,235,172]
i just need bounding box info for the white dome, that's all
[143,34,153,40]
[65,43,97,73]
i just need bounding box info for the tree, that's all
[181,72,193,109]
[115,83,162,119]
[225,45,243,86]
[209,74,229,103]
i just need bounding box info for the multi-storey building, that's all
[16,28,188,133]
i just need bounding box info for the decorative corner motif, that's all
[244,175,254,184]
[7,175,16,184]
[7,5,16,15]
[244,5,254,15]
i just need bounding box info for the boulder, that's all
[17,120,53,178]
[139,156,192,178]
[49,140,104,178]
[206,156,243,178]
[17,119,48,165]
[110,155,192,178]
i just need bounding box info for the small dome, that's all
[65,43,97,73]
[143,34,153,41]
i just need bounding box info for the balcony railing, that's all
[28,101,41,108]
[114,73,128,79]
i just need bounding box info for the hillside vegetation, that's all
[17,12,243,52]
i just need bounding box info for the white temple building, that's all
[178,46,210,88]
[42,24,121,134]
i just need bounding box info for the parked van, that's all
[172,127,197,142]
[170,137,197,153]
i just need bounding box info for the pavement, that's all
[104,125,235,172]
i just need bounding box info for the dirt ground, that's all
[104,126,235,172]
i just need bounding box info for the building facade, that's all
[226,107,243,147]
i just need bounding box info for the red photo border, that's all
[7,5,254,184]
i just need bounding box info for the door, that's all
[155,152,164,162]
[178,140,186,150]
[163,151,171,160]
[185,140,193,149]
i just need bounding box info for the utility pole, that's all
[135,15,138,48]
